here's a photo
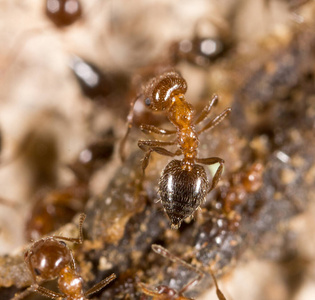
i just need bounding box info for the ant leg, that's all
[140,124,176,136]
[32,285,64,300]
[209,268,227,300]
[119,94,142,161]
[194,94,218,125]
[84,273,116,297]
[197,107,231,134]
[196,157,225,192]
[138,282,162,297]
[151,244,204,295]
[138,140,181,174]
[53,213,86,244]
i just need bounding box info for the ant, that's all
[138,244,226,300]
[14,213,116,300]
[120,70,231,229]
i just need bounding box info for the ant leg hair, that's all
[119,94,142,162]
[194,94,219,125]
[138,140,181,174]
[32,285,64,300]
[151,244,204,295]
[197,107,231,134]
[140,124,176,136]
[196,157,225,193]
[84,273,116,297]
[53,213,86,244]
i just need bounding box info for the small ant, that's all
[120,70,231,229]
[14,213,116,300]
[138,244,226,300]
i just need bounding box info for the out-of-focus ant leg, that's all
[196,157,225,192]
[119,94,142,161]
[138,140,181,174]
[194,94,219,125]
[140,124,176,136]
[197,108,231,134]
[152,244,204,294]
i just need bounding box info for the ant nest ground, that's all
[0,1,315,300]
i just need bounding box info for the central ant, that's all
[120,70,231,229]
[14,213,116,300]
[138,244,226,300]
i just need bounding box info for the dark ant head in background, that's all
[46,0,82,27]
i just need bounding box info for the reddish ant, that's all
[120,70,231,229]
[138,244,226,300]
[14,213,116,300]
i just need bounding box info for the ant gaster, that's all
[120,70,231,229]
[16,213,116,300]
[138,244,226,300]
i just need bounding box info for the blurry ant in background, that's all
[120,70,231,229]
[25,129,115,241]
[220,162,264,216]
[169,17,232,68]
[13,213,116,300]
[138,244,226,300]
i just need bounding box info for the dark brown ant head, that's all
[143,71,187,111]
[159,160,208,229]
[46,0,82,27]
[25,237,72,280]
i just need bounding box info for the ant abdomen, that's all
[143,71,187,111]
[159,160,208,229]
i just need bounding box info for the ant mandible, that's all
[14,213,116,300]
[138,244,226,300]
[120,70,231,229]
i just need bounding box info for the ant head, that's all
[46,0,82,27]
[25,237,72,280]
[143,71,187,111]
[159,160,208,229]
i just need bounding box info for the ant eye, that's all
[34,268,41,276]
[145,98,151,106]
[59,241,67,247]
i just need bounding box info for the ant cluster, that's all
[4,0,302,299]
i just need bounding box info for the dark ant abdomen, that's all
[159,160,208,229]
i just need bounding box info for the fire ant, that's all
[120,70,231,229]
[138,244,226,300]
[14,213,116,300]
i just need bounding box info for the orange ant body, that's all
[121,70,231,229]
[138,244,226,300]
[15,213,116,300]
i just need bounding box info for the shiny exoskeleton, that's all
[138,244,226,300]
[121,71,231,229]
[46,0,82,27]
[16,213,116,300]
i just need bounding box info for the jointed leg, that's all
[196,157,225,192]
[84,273,116,297]
[197,107,231,134]
[138,140,181,174]
[119,94,142,161]
[31,285,64,300]
[53,213,86,244]
[140,124,176,136]
[194,94,219,125]
[151,244,204,295]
